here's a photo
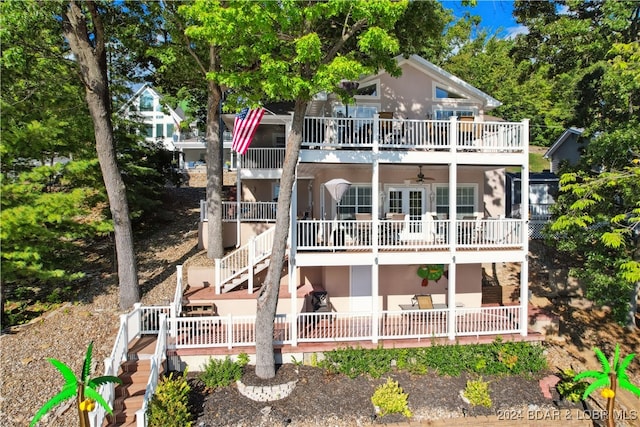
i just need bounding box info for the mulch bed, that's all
[188,364,581,426]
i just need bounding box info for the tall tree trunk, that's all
[62,0,139,309]
[255,101,307,379]
[205,72,224,260]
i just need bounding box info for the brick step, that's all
[115,381,147,398]
[105,409,136,426]
[119,360,151,374]
[114,394,145,411]
[118,369,151,386]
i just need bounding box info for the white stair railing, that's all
[89,305,142,427]
[216,227,275,293]
[135,314,168,427]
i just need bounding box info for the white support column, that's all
[248,236,255,293]
[447,260,456,340]
[519,119,530,337]
[372,259,380,344]
[371,154,380,343]
[290,179,298,347]
[448,116,458,341]
[215,258,222,294]
[520,256,529,336]
[236,155,242,248]
[290,179,298,294]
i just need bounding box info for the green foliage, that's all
[556,368,588,403]
[548,166,640,325]
[463,377,492,408]
[148,371,192,427]
[318,339,546,379]
[371,378,412,418]
[318,345,395,379]
[198,354,249,389]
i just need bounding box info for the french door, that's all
[387,186,426,236]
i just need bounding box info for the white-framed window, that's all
[434,184,477,219]
[435,86,465,99]
[354,79,380,99]
[433,108,475,120]
[333,104,380,119]
[139,92,154,112]
[338,185,372,219]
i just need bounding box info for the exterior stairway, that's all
[221,257,270,293]
[105,336,159,427]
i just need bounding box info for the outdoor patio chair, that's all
[411,294,434,309]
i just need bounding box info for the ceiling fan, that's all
[415,165,434,183]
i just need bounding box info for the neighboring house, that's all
[544,127,586,173]
[120,84,236,169]
[168,53,537,369]
[506,171,559,239]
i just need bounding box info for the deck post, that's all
[447,261,456,340]
[248,237,255,293]
[214,258,222,294]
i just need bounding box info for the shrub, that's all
[198,353,249,389]
[556,368,588,403]
[371,378,412,418]
[463,377,492,408]
[317,340,546,379]
[148,371,192,427]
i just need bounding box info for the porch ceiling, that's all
[297,163,456,181]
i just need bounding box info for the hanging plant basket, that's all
[417,264,445,282]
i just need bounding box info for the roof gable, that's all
[544,127,585,158]
[360,55,501,109]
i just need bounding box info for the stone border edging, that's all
[236,379,298,402]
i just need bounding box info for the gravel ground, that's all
[1,187,638,427]
[191,364,580,427]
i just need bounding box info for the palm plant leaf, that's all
[48,358,78,386]
[88,375,122,389]
[84,387,115,415]
[616,353,636,376]
[82,341,94,383]
[30,383,76,427]
[582,376,611,400]
[612,344,621,371]
[593,347,611,374]
[619,378,640,397]
[574,369,607,381]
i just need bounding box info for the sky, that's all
[441,0,528,39]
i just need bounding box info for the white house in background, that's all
[544,127,586,173]
[119,84,222,169]
[168,53,539,369]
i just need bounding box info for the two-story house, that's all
[173,54,533,367]
[120,84,211,169]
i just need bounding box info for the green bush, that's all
[317,339,546,379]
[463,377,492,408]
[556,368,588,402]
[148,371,192,427]
[319,345,394,378]
[371,378,412,418]
[198,353,249,389]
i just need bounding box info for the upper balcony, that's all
[237,116,528,171]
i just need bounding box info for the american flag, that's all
[231,107,265,155]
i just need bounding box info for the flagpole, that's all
[236,154,242,248]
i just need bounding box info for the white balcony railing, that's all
[167,305,522,350]
[201,200,278,222]
[302,116,526,153]
[296,218,524,251]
